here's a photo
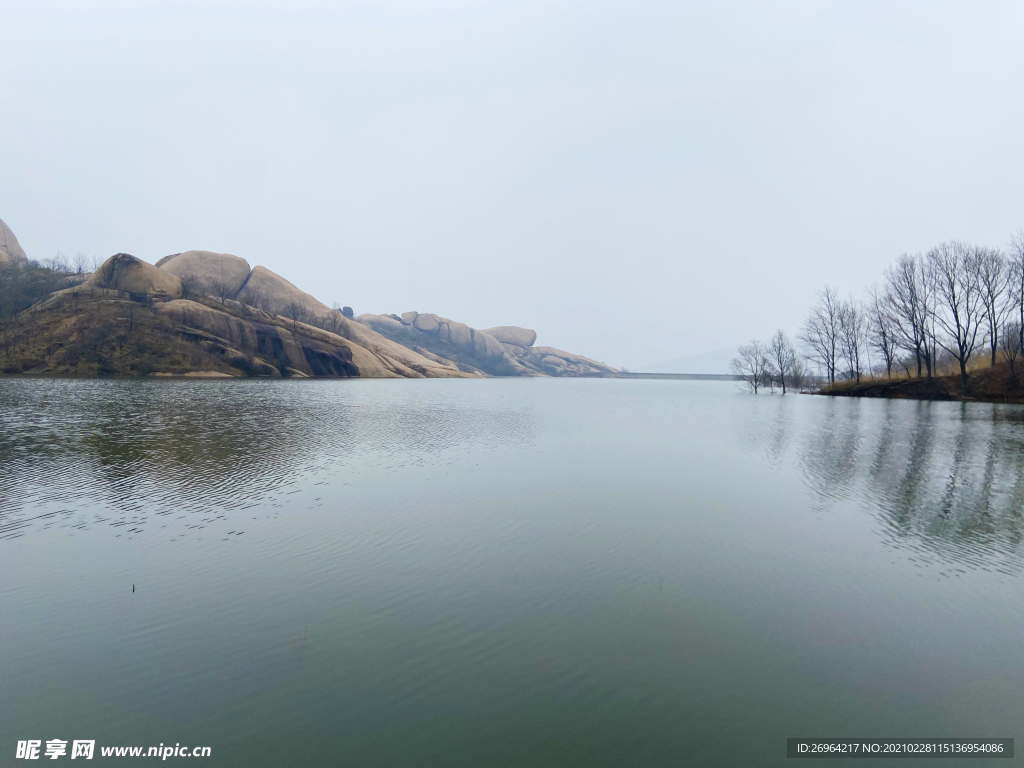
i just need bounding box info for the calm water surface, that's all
[2,378,1023,766]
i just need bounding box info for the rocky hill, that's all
[358,312,615,377]
[0,237,615,379]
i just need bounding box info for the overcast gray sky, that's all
[3,1,1024,369]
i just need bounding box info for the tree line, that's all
[0,252,98,319]
[732,231,1024,395]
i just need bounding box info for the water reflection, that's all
[789,397,1024,572]
[0,379,533,539]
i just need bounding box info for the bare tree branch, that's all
[799,285,841,384]
[927,241,987,395]
[731,339,770,393]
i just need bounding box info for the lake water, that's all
[2,378,1023,766]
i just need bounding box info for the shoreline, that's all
[818,363,1024,405]
[581,372,741,381]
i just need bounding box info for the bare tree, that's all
[866,284,897,377]
[883,253,933,378]
[239,285,269,312]
[731,340,770,393]
[789,357,806,390]
[977,247,1010,366]
[46,252,70,273]
[1008,229,1024,356]
[324,304,347,334]
[837,297,865,383]
[927,241,987,396]
[209,278,232,304]
[1002,321,1022,386]
[72,251,91,275]
[767,329,796,393]
[799,285,841,384]
[178,273,199,299]
[285,300,309,329]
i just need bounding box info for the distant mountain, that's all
[638,348,734,375]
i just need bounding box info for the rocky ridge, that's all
[357,312,615,377]
[2,223,615,378]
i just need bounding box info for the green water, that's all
[2,378,1023,766]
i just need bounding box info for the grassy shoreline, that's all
[819,360,1024,404]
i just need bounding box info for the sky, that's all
[3,1,1024,370]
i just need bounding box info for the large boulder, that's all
[532,346,615,373]
[153,299,259,351]
[334,315,475,378]
[156,250,251,298]
[152,299,416,378]
[241,265,333,319]
[413,313,441,333]
[480,326,536,347]
[0,217,29,267]
[84,253,182,299]
[439,319,473,347]
[471,329,506,360]
[357,312,405,332]
[357,311,598,376]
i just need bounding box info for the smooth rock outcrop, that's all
[439,319,473,347]
[151,299,416,378]
[242,265,333,319]
[28,249,610,379]
[154,299,259,351]
[471,329,505,360]
[84,253,182,298]
[531,346,608,367]
[357,311,610,377]
[332,316,474,378]
[156,251,252,298]
[0,217,29,267]
[481,326,537,347]
[413,313,441,333]
[530,346,615,374]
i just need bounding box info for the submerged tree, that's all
[767,329,797,393]
[731,340,770,393]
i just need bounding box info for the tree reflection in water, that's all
[795,397,1024,573]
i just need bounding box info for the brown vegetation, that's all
[820,356,1024,403]
[0,290,260,377]
[1,248,606,380]
[737,229,1024,400]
